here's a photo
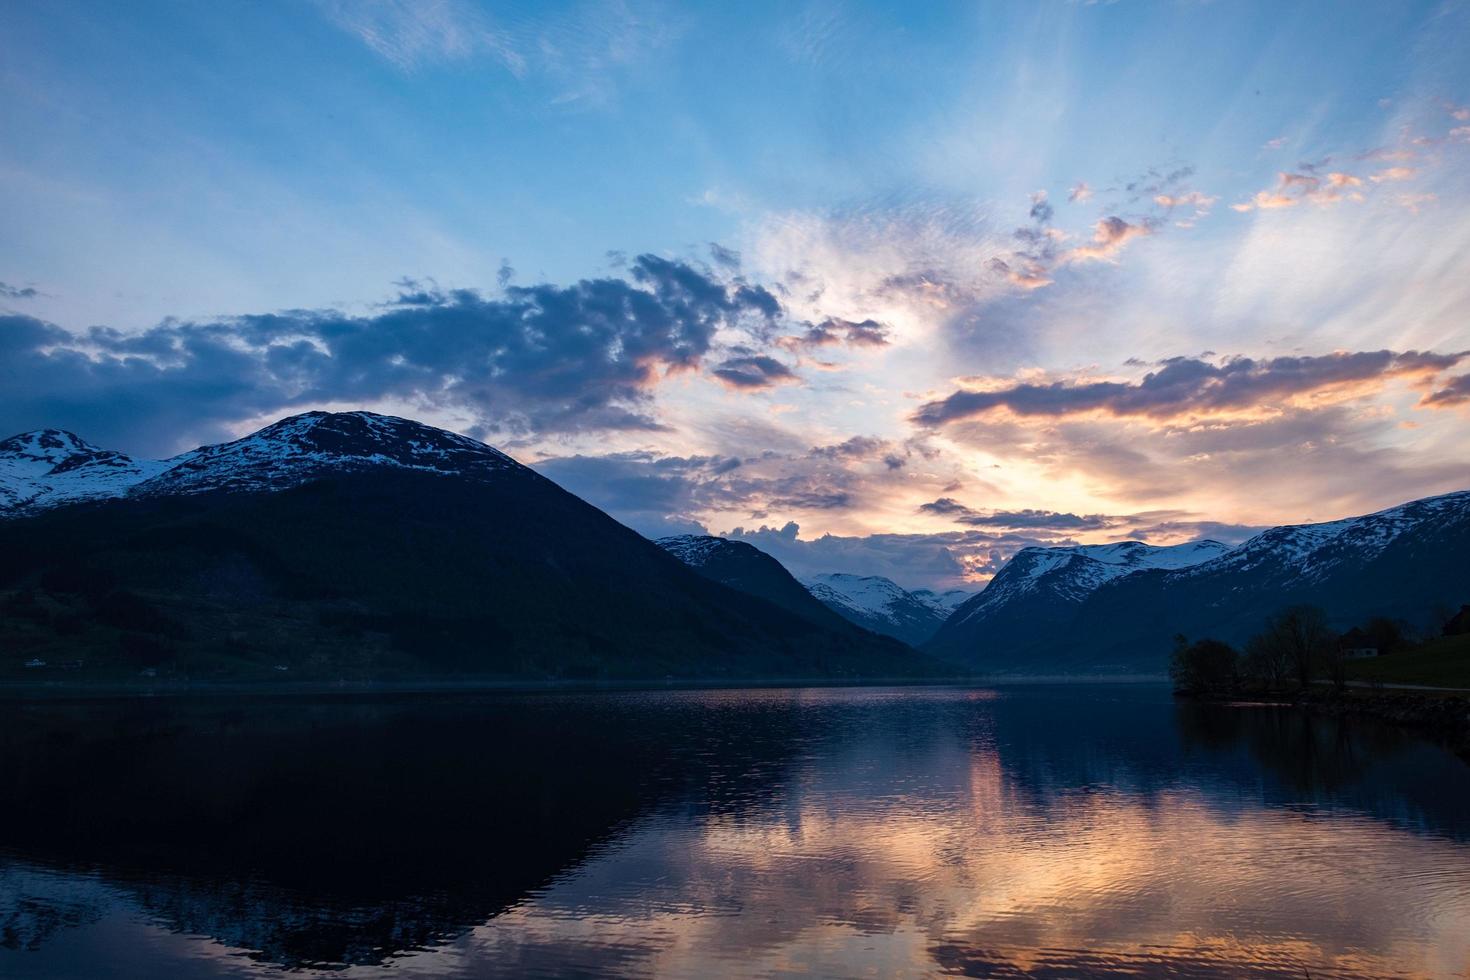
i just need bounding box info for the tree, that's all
[1170,635,1239,693]
[1362,616,1407,654]
[1261,605,1334,689]
[1242,630,1289,689]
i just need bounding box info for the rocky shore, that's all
[1292,687,1470,752]
[1182,686,1470,759]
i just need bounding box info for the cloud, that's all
[1153,191,1217,227]
[0,255,782,454]
[314,0,524,73]
[913,350,1465,427]
[314,0,675,107]
[779,316,892,350]
[918,499,1117,531]
[724,522,1043,589]
[1067,182,1093,203]
[1231,171,1365,211]
[1121,518,1267,543]
[0,282,39,301]
[1420,374,1470,408]
[710,354,799,389]
[533,434,931,541]
[1061,217,1153,264]
[1369,166,1417,183]
[708,242,741,269]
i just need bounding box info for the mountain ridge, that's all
[801,572,969,646]
[926,493,1470,673]
[0,412,932,683]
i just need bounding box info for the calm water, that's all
[2,685,1468,979]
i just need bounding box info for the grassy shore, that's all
[1345,633,1470,689]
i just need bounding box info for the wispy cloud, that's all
[1231,171,1365,211]
[314,0,524,73]
[0,281,39,301]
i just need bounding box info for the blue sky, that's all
[3,0,1469,588]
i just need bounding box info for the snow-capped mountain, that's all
[926,492,1470,674]
[0,429,167,514]
[941,540,1231,632]
[911,588,972,617]
[0,412,519,517]
[802,573,970,646]
[0,411,929,682]
[655,535,863,632]
[134,412,520,499]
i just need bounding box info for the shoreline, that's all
[1186,686,1470,756]
[0,672,1170,702]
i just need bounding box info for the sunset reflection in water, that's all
[2,686,1468,979]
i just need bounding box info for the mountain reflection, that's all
[2,686,1468,978]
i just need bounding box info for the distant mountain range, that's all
[802,573,970,646]
[0,412,932,683]
[926,495,1470,674]
[5,412,1466,682]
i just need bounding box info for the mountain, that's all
[0,412,932,683]
[911,588,973,618]
[924,540,1231,670]
[803,573,970,646]
[654,535,856,631]
[926,493,1470,674]
[0,429,167,514]
[0,413,515,515]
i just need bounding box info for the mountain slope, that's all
[0,412,930,683]
[927,494,1470,674]
[654,535,856,631]
[911,588,972,618]
[802,573,965,646]
[0,429,167,514]
[925,540,1232,671]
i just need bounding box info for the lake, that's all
[2,684,1468,978]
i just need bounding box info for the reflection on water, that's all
[1,685,1468,978]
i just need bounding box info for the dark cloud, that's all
[808,436,891,460]
[1120,519,1267,545]
[913,350,1466,426]
[919,499,1116,531]
[0,255,782,454]
[710,354,798,389]
[1123,164,1195,201]
[0,281,39,301]
[1421,373,1470,407]
[708,242,741,269]
[1027,191,1054,224]
[532,450,740,538]
[767,490,851,510]
[781,317,891,350]
[534,446,870,535]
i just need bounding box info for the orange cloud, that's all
[1062,217,1152,264]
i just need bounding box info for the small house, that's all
[1338,627,1379,660]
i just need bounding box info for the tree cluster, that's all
[1171,605,1340,694]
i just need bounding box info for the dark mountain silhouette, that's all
[0,412,931,682]
[655,535,855,631]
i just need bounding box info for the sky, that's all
[2,0,1469,590]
